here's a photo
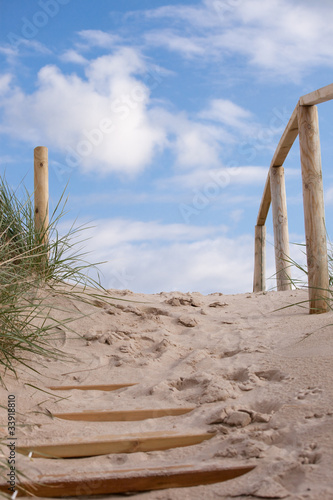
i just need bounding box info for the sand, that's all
[0,287,332,499]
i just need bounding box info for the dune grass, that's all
[0,174,110,383]
[0,174,122,496]
[276,241,333,313]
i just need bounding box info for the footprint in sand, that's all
[299,443,322,464]
[254,369,288,382]
[296,386,323,400]
[168,375,235,404]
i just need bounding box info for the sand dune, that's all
[1,288,332,499]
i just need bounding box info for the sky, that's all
[1,0,333,294]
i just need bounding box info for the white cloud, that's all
[84,218,227,247]
[230,209,244,224]
[0,155,14,165]
[59,217,310,294]
[173,123,223,168]
[199,99,253,130]
[84,48,146,88]
[0,45,17,58]
[81,218,256,293]
[0,74,12,96]
[145,31,205,58]
[142,0,333,80]
[0,47,260,175]
[1,39,51,59]
[150,106,234,168]
[158,166,273,191]
[325,185,333,205]
[60,49,88,65]
[0,49,166,175]
[77,30,121,49]
[143,2,222,28]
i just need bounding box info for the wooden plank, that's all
[2,464,255,497]
[47,383,137,391]
[300,83,333,106]
[270,166,292,291]
[298,105,329,313]
[256,104,298,227]
[53,407,195,422]
[271,104,299,168]
[17,431,215,459]
[256,172,271,226]
[253,225,266,292]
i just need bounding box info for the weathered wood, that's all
[0,464,255,497]
[256,105,299,227]
[300,83,333,106]
[48,383,137,391]
[270,105,299,168]
[257,172,271,226]
[253,225,266,292]
[270,166,292,291]
[298,105,329,313]
[53,407,195,421]
[17,431,214,458]
[34,146,49,244]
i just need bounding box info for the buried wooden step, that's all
[1,463,256,497]
[53,407,195,422]
[47,383,137,391]
[17,430,215,459]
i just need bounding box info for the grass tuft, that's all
[0,174,112,383]
[274,241,333,313]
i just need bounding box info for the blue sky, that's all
[1,0,333,294]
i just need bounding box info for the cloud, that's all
[0,154,14,165]
[199,99,253,130]
[0,49,167,175]
[0,74,12,96]
[80,218,257,293]
[145,31,206,58]
[0,45,17,59]
[157,166,276,191]
[0,39,52,61]
[325,185,333,205]
[149,106,235,168]
[77,30,121,49]
[84,218,227,247]
[60,49,88,65]
[59,217,308,295]
[0,44,262,176]
[143,2,223,28]
[142,0,333,80]
[84,219,311,294]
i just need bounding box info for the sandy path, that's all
[0,288,332,499]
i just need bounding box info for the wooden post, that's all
[253,225,266,292]
[34,146,49,244]
[298,105,329,313]
[270,166,292,291]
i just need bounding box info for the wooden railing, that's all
[253,83,333,314]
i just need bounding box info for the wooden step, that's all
[17,430,215,458]
[48,383,137,391]
[1,463,255,497]
[53,407,195,421]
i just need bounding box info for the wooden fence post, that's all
[34,146,49,245]
[253,225,266,292]
[298,105,329,313]
[270,166,292,291]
